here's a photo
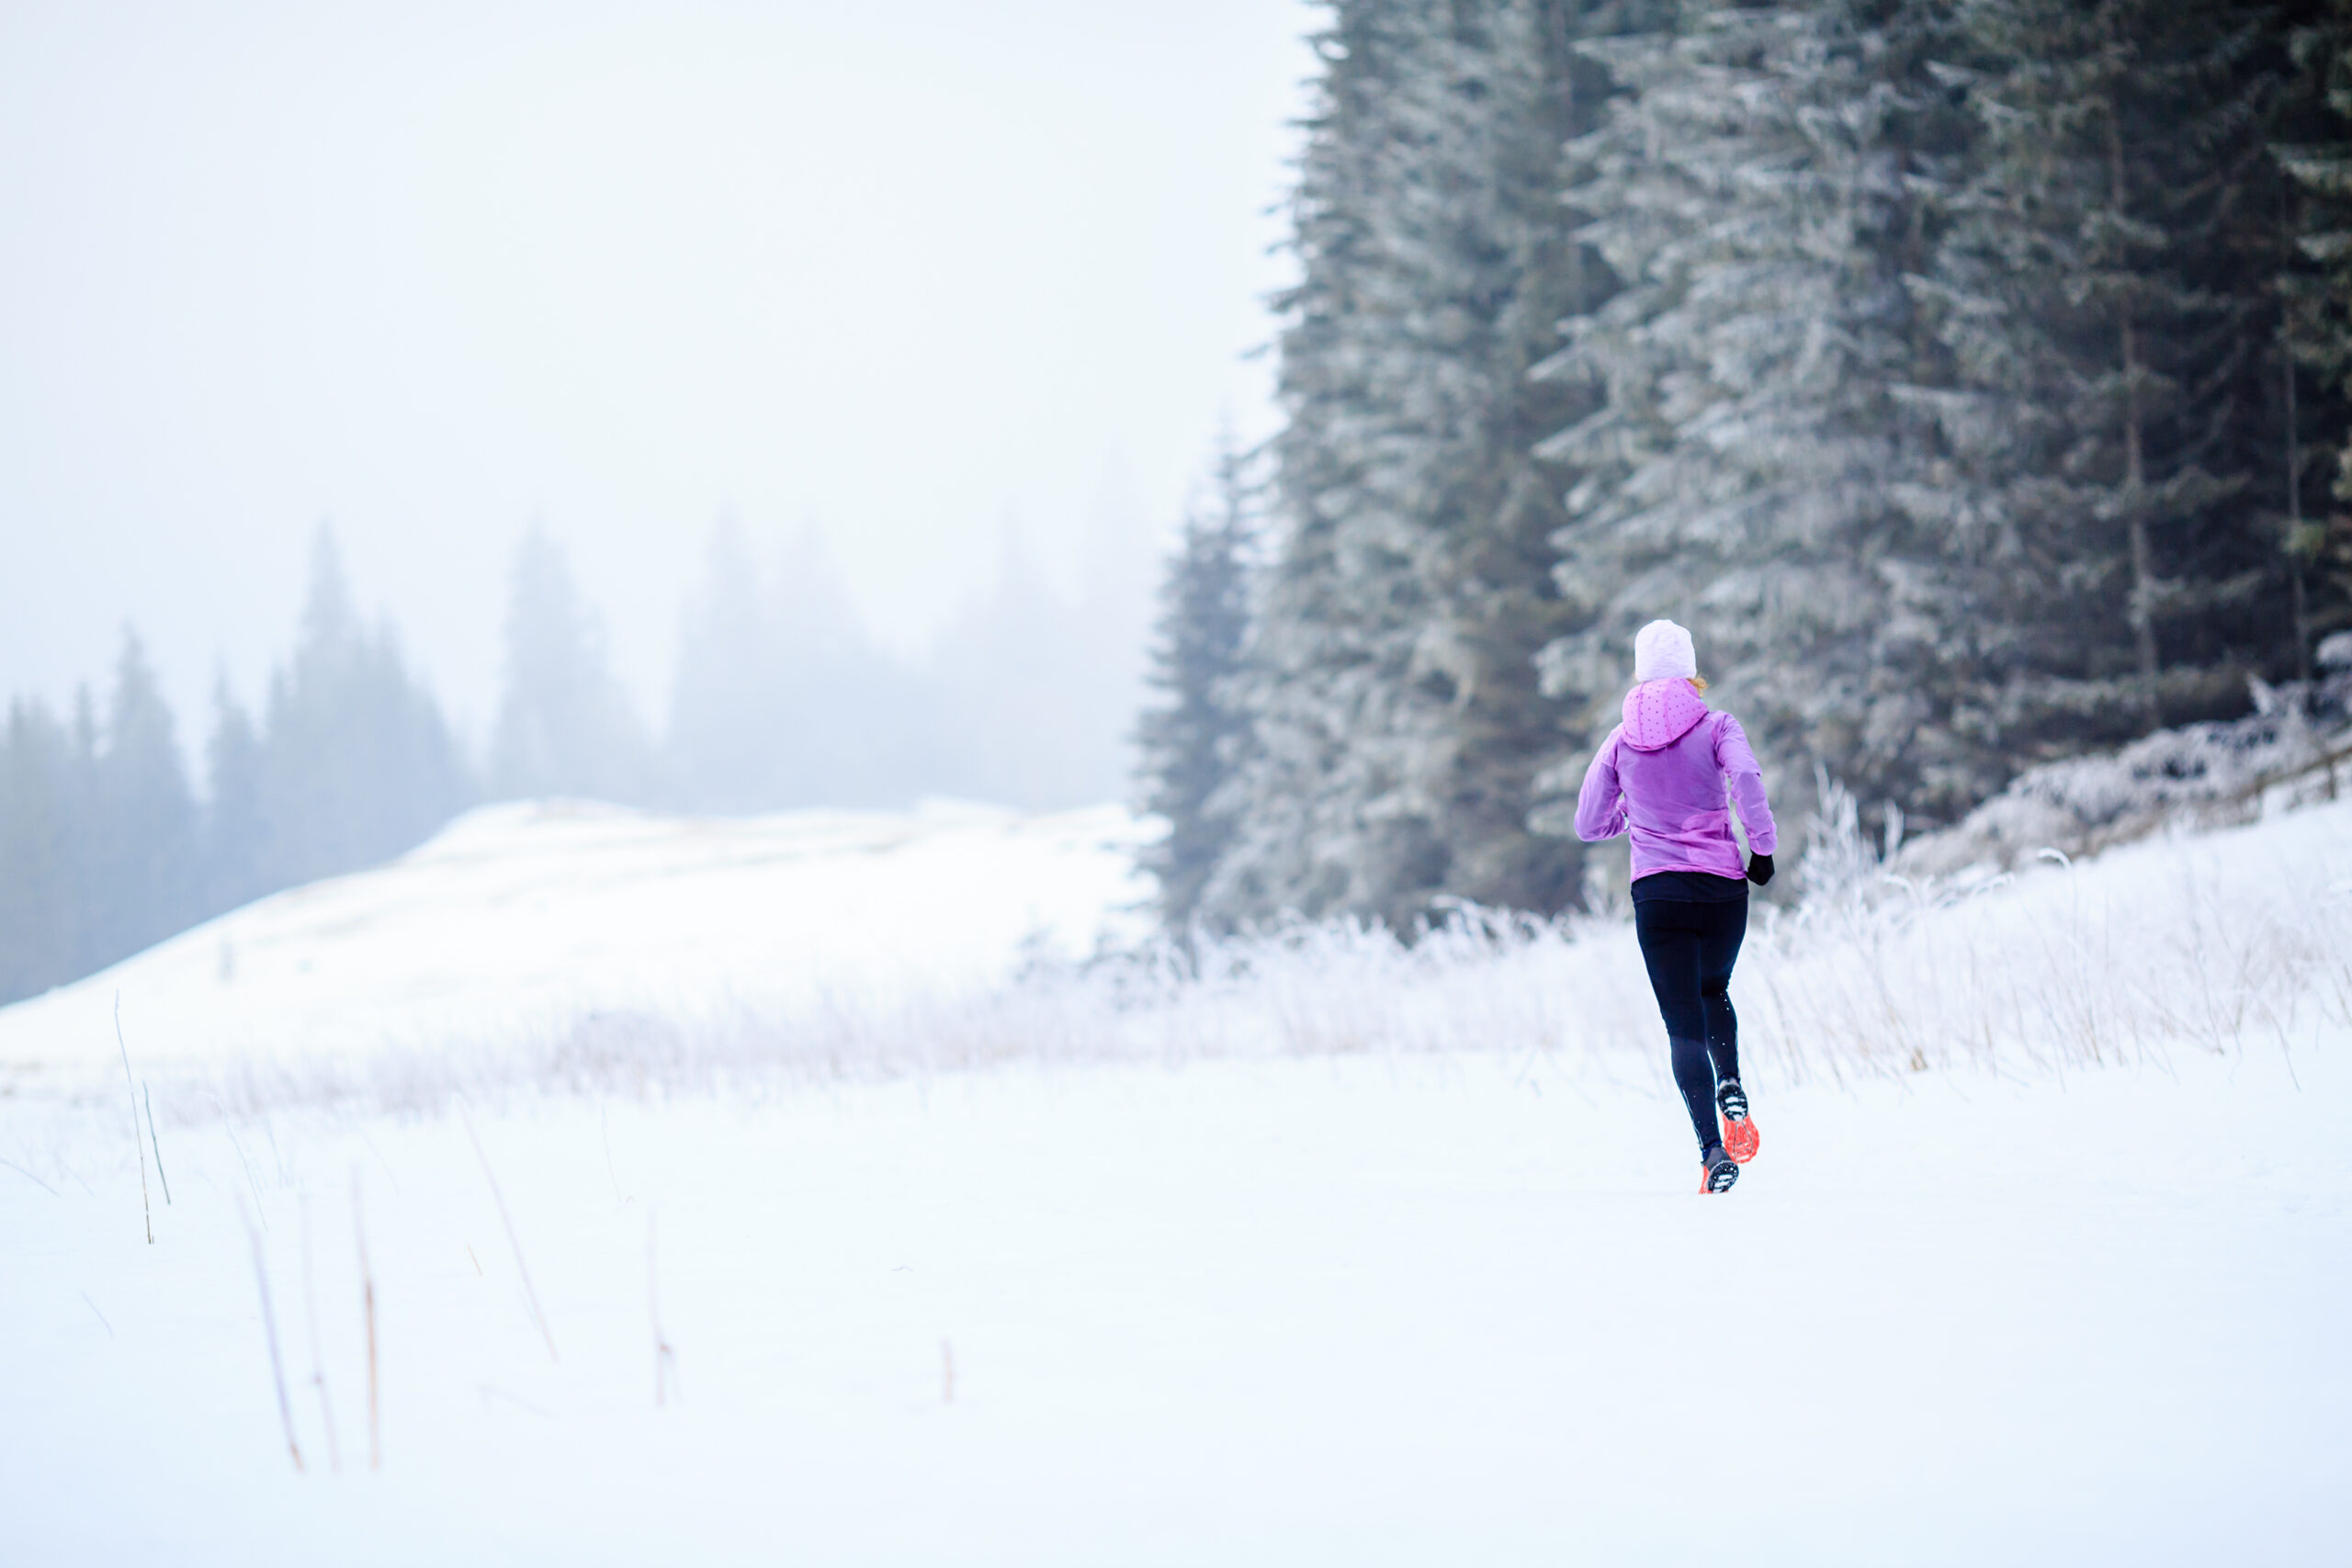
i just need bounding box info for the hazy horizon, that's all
[0,0,1317,753]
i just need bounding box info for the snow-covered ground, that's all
[0,797,1155,1093]
[5,1048,2341,1565]
[3,795,2347,1563]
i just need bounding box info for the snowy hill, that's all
[3,795,2346,1563]
[0,798,1154,1092]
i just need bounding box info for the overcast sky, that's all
[0,0,1317,743]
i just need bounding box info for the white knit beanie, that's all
[1633,619,1697,682]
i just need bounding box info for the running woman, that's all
[1574,619,1776,1193]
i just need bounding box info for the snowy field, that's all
[0,797,1157,1098]
[4,795,2349,1564]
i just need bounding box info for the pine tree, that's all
[1202,0,1613,928]
[0,635,205,1001]
[669,524,782,814]
[1532,0,2337,834]
[1904,0,2307,784]
[202,672,268,913]
[766,528,940,808]
[85,630,199,964]
[1528,0,1977,830]
[491,527,657,805]
[1136,445,1258,931]
[0,541,476,1000]
[928,527,1100,809]
[668,525,941,812]
[2279,0,2352,657]
[0,696,89,1003]
[254,529,474,887]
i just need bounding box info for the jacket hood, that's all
[1622,678,1709,750]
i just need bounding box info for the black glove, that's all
[1746,852,1774,886]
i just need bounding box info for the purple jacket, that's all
[1575,680,1778,882]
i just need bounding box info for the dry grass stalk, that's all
[239,1196,304,1472]
[1,1157,61,1198]
[300,1198,341,1472]
[209,1093,266,1223]
[462,1111,560,1362]
[142,1081,171,1205]
[113,994,152,1244]
[353,1171,380,1471]
[648,1210,676,1406]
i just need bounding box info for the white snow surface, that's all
[3,795,2348,1563]
[0,797,1156,1089]
[5,1049,2342,1564]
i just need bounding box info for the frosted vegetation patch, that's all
[177,796,2352,1122]
[1897,669,2352,876]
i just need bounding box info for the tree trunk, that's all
[2283,184,2313,684]
[2109,96,2160,729]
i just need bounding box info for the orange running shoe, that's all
[1717,1079,1759,1164]
[1723,1115,1759,1163]
[1700,1145,1738,1192]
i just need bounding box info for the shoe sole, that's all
[1701,1161,1738,1193]
[1723,1116,1759,1164]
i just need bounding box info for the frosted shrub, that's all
[1898,673,2352,877]
[184,800,2352,1122]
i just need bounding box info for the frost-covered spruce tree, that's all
[1907,0,2308,771]
[1201,0,1614,929]
[1135,445,1257,932]
[1527,0,1971,831]
[2279,0,2352,659]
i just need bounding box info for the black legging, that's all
[1634,897,1747,1150]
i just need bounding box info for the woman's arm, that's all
[1574,733,1628,842]
[1713,715,1777,855]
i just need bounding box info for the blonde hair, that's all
[1688,676,1710,694]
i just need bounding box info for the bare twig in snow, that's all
[301,1198,341,1472]
[0,1157,60,1198]
[353,1171,380,1471]
[649,1210,676,1406]
[239,1196,304,1472]
[80,1292,113,1337]
[114,994,152,1244]
[463,1111,559,1362]
[210,1094,266,1224]
[143,1081,171,1205]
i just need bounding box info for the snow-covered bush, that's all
[1895,673,2352,877]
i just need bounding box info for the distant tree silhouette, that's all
[247,528,475,891]
[492,526,657,804]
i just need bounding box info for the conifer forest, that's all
[1141,0,2352,932]
[12,0,2352,995]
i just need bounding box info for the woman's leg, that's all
[1634,900,1719,1150]
[1696,898,1748,1087]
